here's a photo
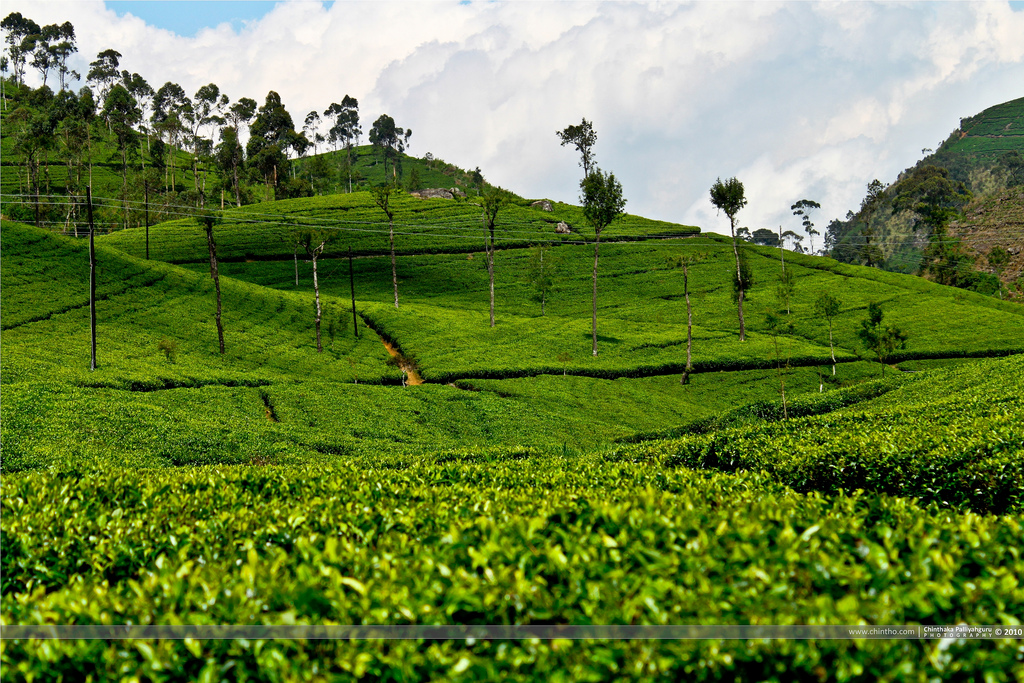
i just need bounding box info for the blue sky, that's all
[105,1,333,37]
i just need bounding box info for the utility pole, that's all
[349,246,358,337]
[145,181,150,260]
[87,187,97,371]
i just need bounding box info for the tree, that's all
[368,113,409,182]
[557,118,597,178]
[303,110,324,156]
[791,199,821,254]
[813,292,841,376]
[371,182,399,309]
[152,82,190,191]
[856,302,907,376]
[581,168,626,356]
[2,12,42,85]
[30,23,61,88]
[294,229,332,352]
[198,209,225,354]
[86,48,121,103]
[527,243,559,316]
[51,21,77,91]
[710,177,749,340]
[481,186,511,327]
[247,91,301,198]
[215,125,245,207]
[666,252,706,385]
[763,309,793,419]
[751,228,779,247]
[557,352,572,377]
[324,95,360,192]
[1000,151,1023,187]
[775,266,795,315]
[101,84,141,227]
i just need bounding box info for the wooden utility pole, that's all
[144,181,150,260]
[349,246,358,337]
[87,187,97,371]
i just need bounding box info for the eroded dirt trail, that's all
[379,336,424,385]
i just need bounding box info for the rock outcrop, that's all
[531,199,554,212]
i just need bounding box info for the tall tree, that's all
[303,110,324,156]
[199,209,226,354]
[791,199,821,254]
[30,23,61,87]
[1,12,41,85]
[581,168,626,356]
[856,302,908,376]
[557,118,597,178]
[294,229,332,352]
[152,81,190,191]
[666,252,706,385]
[101,84,141,227]
[215,125,245,207]
[371,182,400,309]
[86,48,121,103]
[710,176,749,340]
[368,114,410,182]
[527,243,559,316]
[52,21,77,91]
[813,292,841,376]
[481,186,511,327]
[324,95,360,192]
[247,90,300,197]
[763,309,793,419]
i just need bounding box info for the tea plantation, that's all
[2,204,1023,681]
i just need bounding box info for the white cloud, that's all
[5,0,1023,236]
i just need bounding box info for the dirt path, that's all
[379,336,424,385]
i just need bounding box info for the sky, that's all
[5,1,1024,240]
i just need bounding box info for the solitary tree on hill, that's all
[294,229,332,352]
[710,176,749,340]
[372,182,400,309]
[199,209,225,354]
[764,309,793,419]
[813,291,841,376]
[481,186,512,327]
[557,118,597,179]
[666,252,707,385]
[791,199,821,254]
[527,243,559,316]
[857,302,908,376]
[581,168,626,356]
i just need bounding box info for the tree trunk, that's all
[730,216,746,341]
[487,226,496,327]
[234,161,241,207]
[312,252,322,353]
[389,217,399,309]
[683,266,692,385]
[205,226,225,354]
[829,321,836,375]
[592,231,601,356]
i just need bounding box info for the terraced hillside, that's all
[3,208,1023,680]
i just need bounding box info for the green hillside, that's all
[826,96,1024,293]
[97,189,697,263]
[4,203,1024,677]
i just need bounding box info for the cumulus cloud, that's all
[5,0,1023,236]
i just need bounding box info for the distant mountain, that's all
[825,96,1024,298]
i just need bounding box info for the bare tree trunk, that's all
[773,335,787,419]
[487,226,496,327]
[730,216,746,341]
[312,252,322,353]
[205,226,225,354]
[294,246,299,286]
[234,162,241,207]
[389,217,399,309]
[829,320,836,375]
[682,266,692,385]
[592,232,601,356]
